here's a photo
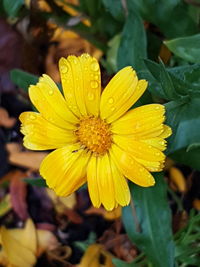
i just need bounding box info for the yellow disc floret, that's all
[76,116,112,155]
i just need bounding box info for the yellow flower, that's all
[19,54,171,211]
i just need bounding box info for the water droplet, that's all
[88,92,94,101]
[90,61,99,71]
[108,97,114,104]
[90,80,99,89]
[30,114,36,120]
[155,106,160,110]
[73,58,78,64]
[155,152,160,156]
[60,65,68,74]
[111,107,115,111]
[48,89,54,95]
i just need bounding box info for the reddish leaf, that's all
[9,170,29,220]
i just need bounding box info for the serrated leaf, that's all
[23,178,47,187]
[122,173,174,267]
[165,34,200,63]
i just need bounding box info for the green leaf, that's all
[165,98,200,154]
[171,147,200,171]
[159,59,180,100]
[101,0,124,21]
[123,173,174,267]
[112,258,137,267]
[23,178,47,187]
[10,69,39,92]
[104,34,121,74]
[165,34,200,63]
[131,0,199,38]
[3,0,24,17]
[117,9,147,71]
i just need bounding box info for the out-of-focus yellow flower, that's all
[78,244,114,267]
[19,54,171,211]
[0,219,59,267]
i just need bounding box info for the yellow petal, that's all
[40,144,90,196]
[20,112,77,150]
[111,104,165,137]
[0,226,37,267]
[169,167,186,193]
[141,138,167,151]
[59,54,101,117]
[96,153,115,211]
[158,125,172,138]
[113,135,165,162]
[29,74,78,129]
[110,158,130,206]
[110,144,155,187]
[100,67,147,123]
[87,156,101,208]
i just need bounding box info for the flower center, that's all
[76,116,112,155]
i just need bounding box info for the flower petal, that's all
[96,153,115,210]
[100,67,147,123]
[110,144,155,187]
[158,125,172,138]
[87,156,100,208]
[110,158,130,206]
[59,54,101,117]
[113,135,165,162]
[29,74,78,129]
[111,104,165,137]
[19,112,77,150]
[40,144,90,197]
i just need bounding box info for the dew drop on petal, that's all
[108,97,114,104]
[87,92,94,101]
[30,114,36,120]
[90,80,99,89]
[48,89,54,95]
[60,65,68,74]
[111,107,115,111]
[90,61,99,71]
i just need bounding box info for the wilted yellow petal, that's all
[78,244,114,267]
[169,167,186,193]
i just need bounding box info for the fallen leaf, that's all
[85,206,121,220]
[37,229,60,256]
[0,194,12,217]
[169,167,187,193]
[6,143,47,170]
[193,199,200,210]
[9,170,29,220]
[78,244,114,267]
[0,108,16,128]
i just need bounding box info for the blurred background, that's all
[0,0,200,266]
